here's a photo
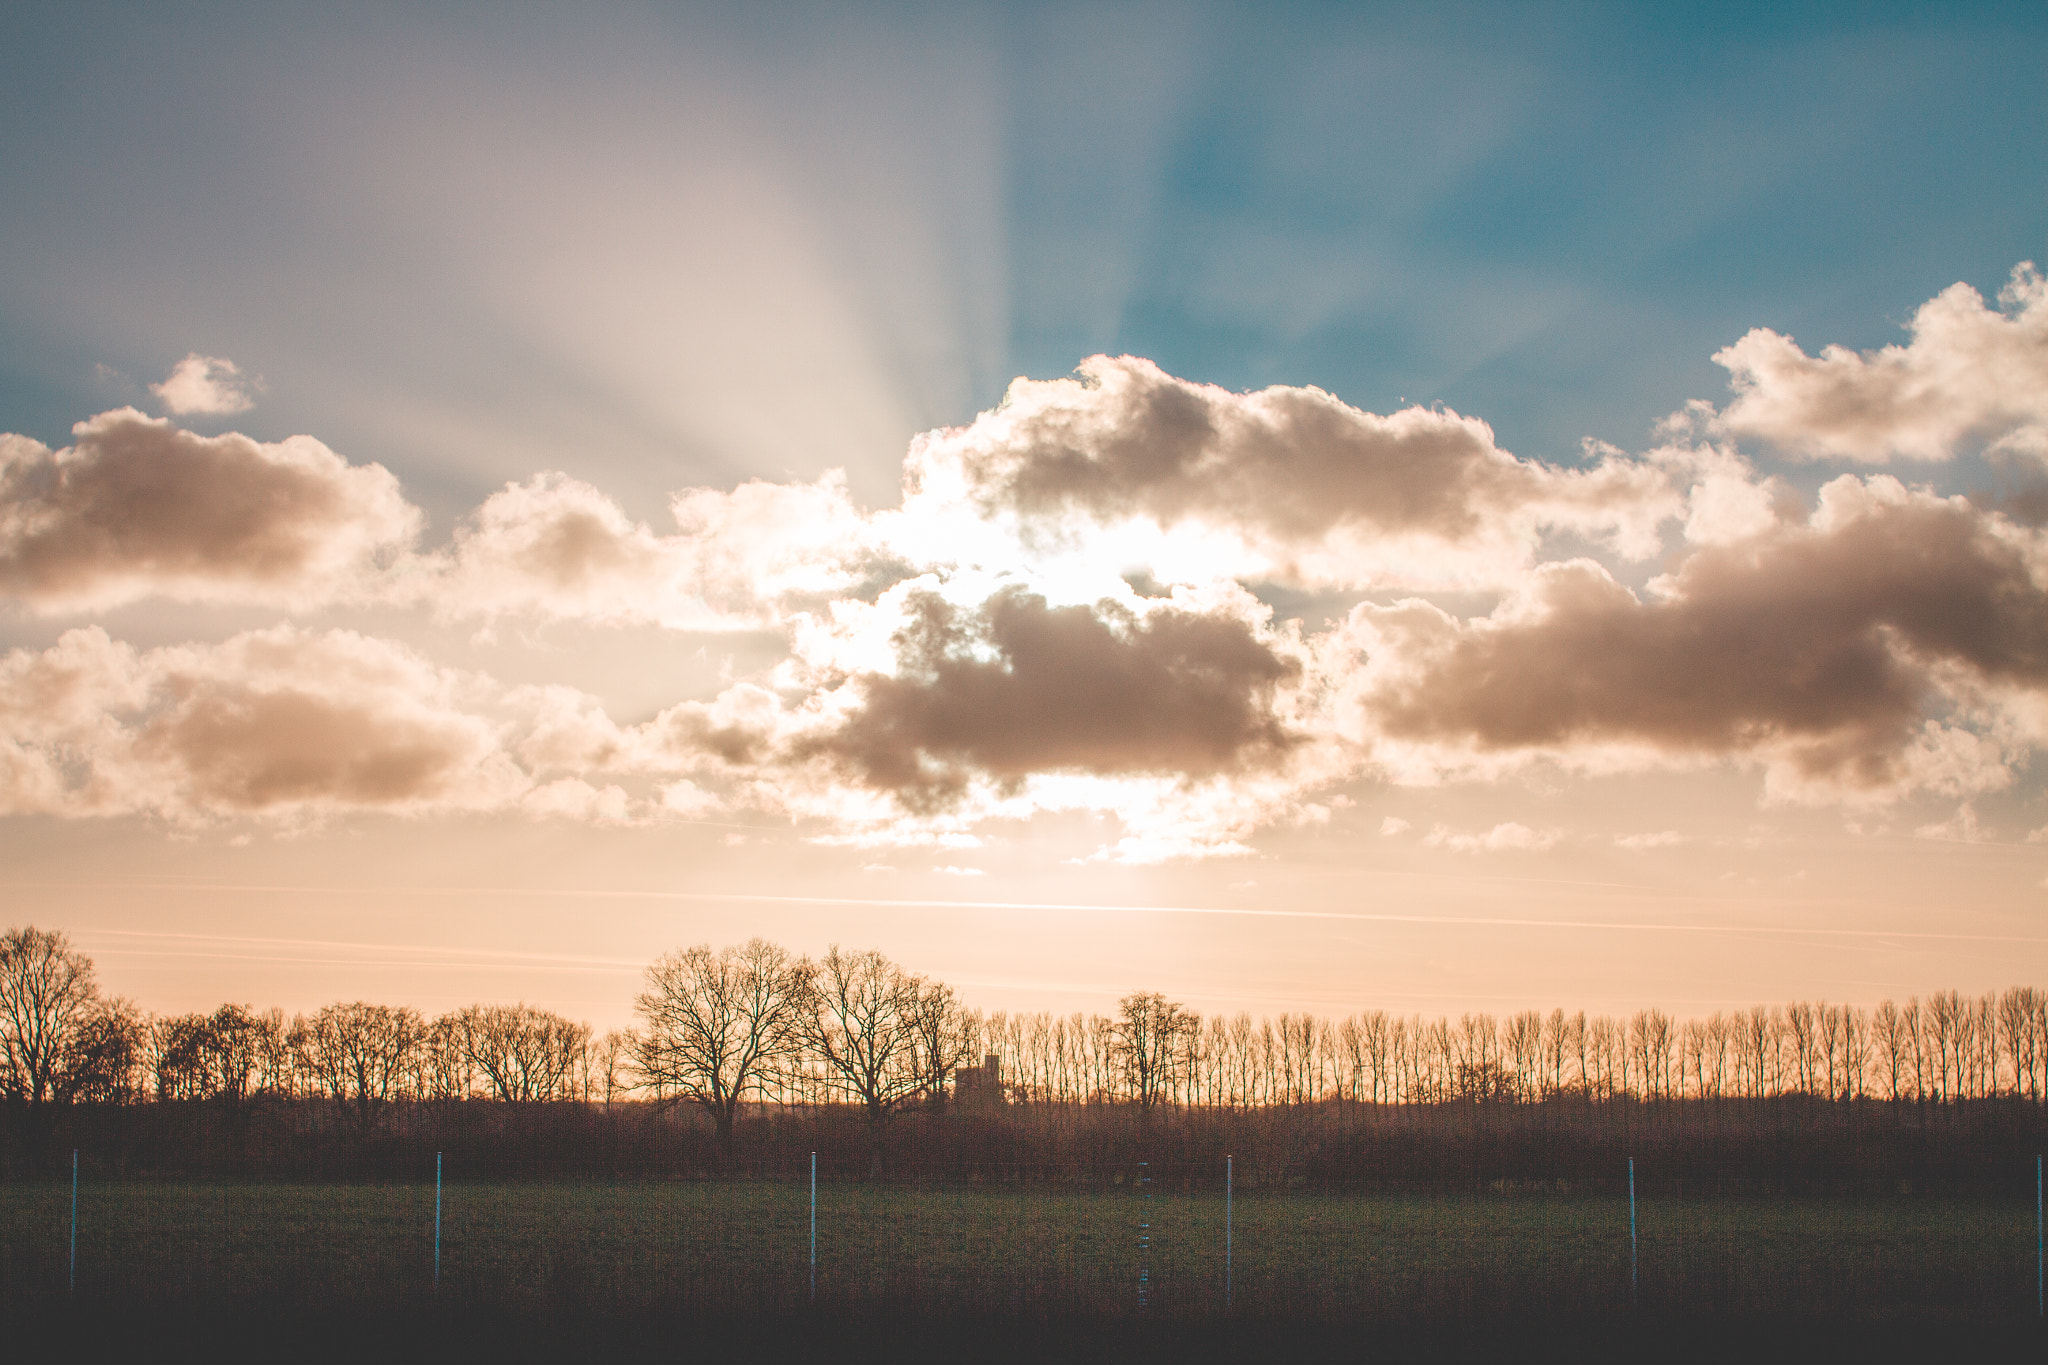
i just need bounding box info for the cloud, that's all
[422,469,880,628]
[636,575,1347,858]
[151,353,263,416]
[796,583,1304,810]
[1423,821,1559,852]
[1348,475,2048,800]
[0,625,655,824]
[1912,803,1986,843]
[899,355,1678,590]
[9,269,2048,858]
[0,409,419,612]
[1614,830,1684,850]
[1710,263,2048,464]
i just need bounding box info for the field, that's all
[2,1178,2038,1330]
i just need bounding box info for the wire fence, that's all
[2,1152,2042,1324]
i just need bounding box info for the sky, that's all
[0,1,2043,1031]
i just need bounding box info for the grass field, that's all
[3,1180,2039,1328]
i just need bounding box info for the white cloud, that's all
[1913,803,1986,843]
[1379,815,1411,836]
[1423,821,1560,853]
[1710,263,2048,464]
[419,469,879,629]
[151,354,262,416]
[1614,830,1684,850]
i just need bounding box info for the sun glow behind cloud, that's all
[0,4,2041,1032]
[4,269,2047,868]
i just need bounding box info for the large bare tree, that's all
[634,938,811,1156]
[806,946,930,1124]
[0,926,100,1106]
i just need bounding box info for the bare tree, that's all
[451,1003,590,1102]
[1629,1009,1672,1101]
[1587,1015,1621,1101]
[254,1006,297,1097]
[2000,987,2042,1100]
[633,938,810,1156]
[1741,1005,1782,1098]
[418,1012,476,1101]
[1784,1002,1818,1096]
[1112,991,1197,1116]
[58,997,145,1104]
[149,1013,214,1101]
[593,1029,634,1110]
[1277,1013,1321,1106]
[1842,1005,1869,1101]
[1926,990,1961,1101]
[304,1001,426,1133]
[1704,1013,1731,1099]
[805,946,930,1124]
[1872,999,1907,1103]
[1505,1011,1543,1101]
[0,926,101,1106]
[1971,992,1997,1097]
[1903,997,1926,1102]
[904,975,973,1112]
[207,1005,265,1106]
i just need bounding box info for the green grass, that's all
[0,1182,2036,1322]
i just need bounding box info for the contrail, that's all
[73,927,646,973]
[77,945,642,975]
[35,880,2047,946]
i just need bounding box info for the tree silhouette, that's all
[0,926,99,1107]
[304,1001,425,1134]
[634,938,809,1158]
[1113,991,1194,1116]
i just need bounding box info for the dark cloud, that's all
[1360,481,2048,791]
[803,586,1302,810]
[0,409,417,611]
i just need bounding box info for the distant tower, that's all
[952,1053,1004,1111]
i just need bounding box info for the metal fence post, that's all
[1225,1154,1233,1313]
[1137,1161,1151,1310]
[434,1151,442,1294]
[70,1148,77,1293]
[810,1151,817,1304]
[1628,1157,1637,1307]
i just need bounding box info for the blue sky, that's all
[3,3,2039,511]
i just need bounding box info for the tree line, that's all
[5,926,2043,1144]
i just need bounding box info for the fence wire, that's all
[3,1157,2043,1323]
